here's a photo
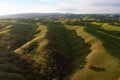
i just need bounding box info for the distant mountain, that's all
[0,13,67,19]
[0,13,120,21]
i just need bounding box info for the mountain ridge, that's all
[0,13,120,19]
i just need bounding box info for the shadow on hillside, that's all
[0,23,49,80]
[85,23,120,38]
[41,22,91,80]
[97,28,120,38]
[1,22,37,50]
[84,27,120,59]
[6,52,42,80]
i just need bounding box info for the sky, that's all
[0,0,120,15]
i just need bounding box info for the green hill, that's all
[0,19,120,80]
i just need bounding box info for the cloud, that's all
[57,4,78,13]
[91,3,120,7]
[28,7,55,13]
[55,0,120,14]
[0,0,120,15]
[38,0,56,2]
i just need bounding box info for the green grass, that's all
[15,22,91,80]
[0,20,40,80]
[67,22,120,80]
[0,19,120,80]
[0,72,24,80]
[72,27,119,80]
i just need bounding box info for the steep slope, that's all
[15,22,91,80]
[0,49,25,80]
[68,23,120,80]
[0,19,120,80]
[0,19,41,80]
[0,19,36,50]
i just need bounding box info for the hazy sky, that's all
[0,0,120,15]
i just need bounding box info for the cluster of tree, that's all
[6,53,41,80]
[40,51,72,80]
[6,50,73,80]
[22,42,38,54]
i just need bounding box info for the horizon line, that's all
[0,12,120,16]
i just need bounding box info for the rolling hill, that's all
[0,18,120,80]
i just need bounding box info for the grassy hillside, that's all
[14,22,91,80]
[0,19,120,80]
[69,27,120,80]
[0,19,40,80]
